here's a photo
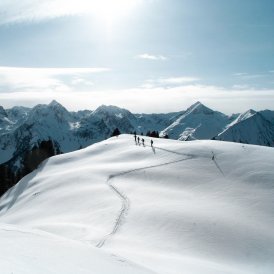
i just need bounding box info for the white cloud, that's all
[1,84,273,114]
[140,83,155,89]
[136,54,168,61]
[0,66,110,91]
[71,78,94,86]
[158,77,200,84]
[233,72,269,79]
[143,76,200,88]
[232,84,250,90]
[0,0,143,25]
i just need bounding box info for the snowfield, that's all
[0,135,274,274]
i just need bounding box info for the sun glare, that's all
[90,0,141,27]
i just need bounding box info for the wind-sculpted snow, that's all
[0,135,274,274]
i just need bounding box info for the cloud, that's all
[71,78,94,86]
[136,54,168,61]
[1,84,273,114]
[143,76,200,88]
[232,84,250,90]
[158,77,200,84]
[0,66,110,91]
[0,0,143,25]
[233,72,271,80]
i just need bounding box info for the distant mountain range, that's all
[0,100,273,195]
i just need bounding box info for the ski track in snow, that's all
[96,144,196,249]
[211,151,225,176]
[97,142,226,249]
[212,158,225,176]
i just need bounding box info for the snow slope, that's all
[0,135,274,274]
[160,102,228,140]
[0,224,154,274]
[217,110,274,146]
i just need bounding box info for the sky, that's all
[0,0,274,114]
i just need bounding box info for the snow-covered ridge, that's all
[0,135,274,274]
[227,109,257,127]
[217,111,274,146]
[0,100,273,177]
[160,101,229,140]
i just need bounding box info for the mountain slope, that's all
[1,100,274,198]
[0,224,154,274]
[216,110,274,146]
[0,135,274,274]
[0,106,14,134]
[260,109,274,124]
[134,111,183,133]
[160,102,229,140]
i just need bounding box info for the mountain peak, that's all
[193,101,202,107]
[48,100,69,113]
[245,109,256,115]
[94,105,131,116]
[0,106,7,118]
[48,100,63,108]
[234,109,257,124]
[185,101,213,115]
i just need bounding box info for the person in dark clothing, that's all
[150,139,154,147]
[137,136,140,144]
[134,134,137,142]
[142,138,145,146]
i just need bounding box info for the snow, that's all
[160,102,228,140]
[217,112,274,146]
[0,135,274,273]
[115,113,123,119]
[226,109,257,127]
[1,101,273,177]
[0,224,154,274]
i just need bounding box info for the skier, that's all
[150,139,154,147]
[142,138,145,146]
[137,136,140,144]
[134,134,137,142]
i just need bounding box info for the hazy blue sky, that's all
[0,0,274,113]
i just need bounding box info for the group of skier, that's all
[134,133,154,147]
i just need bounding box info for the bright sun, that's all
[90,0,141,26]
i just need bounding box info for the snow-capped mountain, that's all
[0,106,7,118]
[260,109,274,124]
[0,106,30,134]
[134,111,184,133]
[0,106,13,134]
[77,105,137,141]
[0,101,184,169]
[1,100,274,197]
[0,135,274,274]
[216,110,274,147]
[0,101,77,168]
[160,101,229,140]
